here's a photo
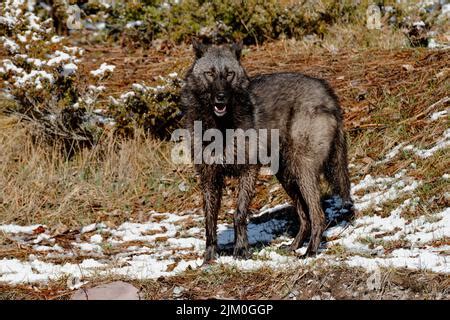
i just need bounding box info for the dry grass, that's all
[0,264,448,300]
[0,114,199,228]
[136,265,450,300]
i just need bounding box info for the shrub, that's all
[108,73,183,140]
[0,1,185,151]
[82,0,447,48]
[103,0,366,46]
[0,0,109,155]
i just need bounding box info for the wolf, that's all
[181,40,353,263]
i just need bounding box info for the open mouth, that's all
[214,105,227,117]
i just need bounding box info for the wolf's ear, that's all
[231,40,243,60]
[192,39,208,59]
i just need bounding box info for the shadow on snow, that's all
[217,195,354,254]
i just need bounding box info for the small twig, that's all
[349,123,386,132]
[279,270,309,299]
[399,96,449,124]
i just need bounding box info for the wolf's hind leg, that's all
[277,170,311,251]
[294,161,325,256]
[289,194,310,251]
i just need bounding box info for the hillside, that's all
[0,0,449,299]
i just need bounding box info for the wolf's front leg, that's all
[234,168,258,259]
[200,169,223,264]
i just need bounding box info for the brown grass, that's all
[0,264,448,300]
[0,116,199,227]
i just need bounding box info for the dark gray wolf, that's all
[181,41,353,263]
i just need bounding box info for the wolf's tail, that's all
[325,123,352,205]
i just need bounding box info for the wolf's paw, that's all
[298,242,320,259]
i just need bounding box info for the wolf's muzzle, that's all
[214,92,228,117]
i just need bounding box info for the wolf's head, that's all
[186,40,249,118]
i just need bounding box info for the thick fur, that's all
[181,42,352,263]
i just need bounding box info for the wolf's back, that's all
[249,72,342,130]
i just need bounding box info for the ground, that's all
[0,22,449,299]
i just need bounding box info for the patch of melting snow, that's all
[125,21,143,29]
[13,70,54,89]
[72,242,103,253]
[0,224,45,234]
[186,227,202,236]
[378,129,450,162]
[216,251,305,271]
[90,234,103,244]
[81,223,100,234]
[351,170,420,211]
[403,129,450,158]
[108,255,203,280]
[167,237,204,250]
[0,175,449,285]
[376,121,449,164]
[2,37,20,53]
[403,208,450,243]
[377,143,405,164]
[0,258,106,285]
[109,220,177,243]
[345,247,449,274]
[32,244,64,252]
[47,50,72,66]
[430,109,448,121]
[62,63,77,77]
[332,204,448,247]
[90,63,116,78]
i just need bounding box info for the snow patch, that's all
[0,167,448,285]
[430,109,448,121]
[0,224,44,234]
[90,63,116,78]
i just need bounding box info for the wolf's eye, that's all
[204,71,214,78]
[226,71,235,78]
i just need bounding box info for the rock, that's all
[178,182,188,192]
[66,5,82,30]
[366,5,382,30]
[366,269,382,291]
[67,276,87,290]
[402,64,414,72]
[356,89,368,101]
[70,281,140,300]
[287,290,299,300]
[172,286,185,298]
